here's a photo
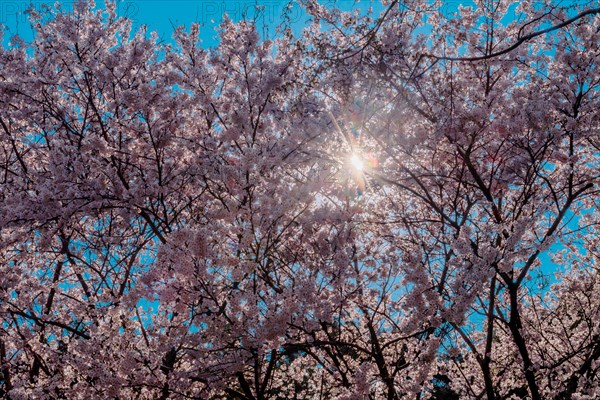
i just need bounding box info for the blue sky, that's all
[0,0,388,46]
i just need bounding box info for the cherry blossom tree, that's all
[1,0,600,399]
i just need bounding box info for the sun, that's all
[350,153,365,171]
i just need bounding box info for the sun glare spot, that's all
[351,154,364,171]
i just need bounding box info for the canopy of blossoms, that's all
[1,1,600,399]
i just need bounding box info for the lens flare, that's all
[351,154,364,171]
